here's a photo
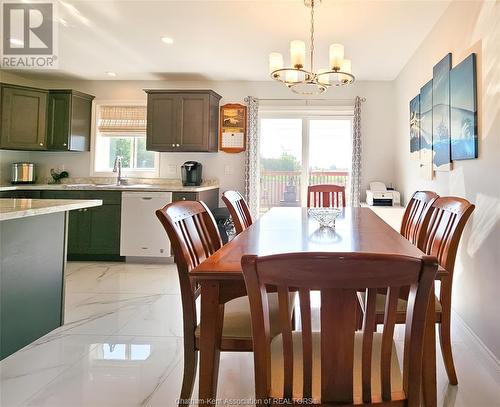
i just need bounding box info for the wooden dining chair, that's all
[307,184,346,208]
[156,200,294,406]
[359,196,475,386]
[242,252,438,406]
[400,191,439,247]
[222,190,253,235]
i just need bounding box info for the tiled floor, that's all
[1,261,499,406]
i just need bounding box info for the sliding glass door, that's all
[259,114,352,213]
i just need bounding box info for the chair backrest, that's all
[419,196,475,275]
[156,200,222,336]
[242,252,438,406]
[400,191,438,248]
[307,184,346,208]
[222,190,253,235]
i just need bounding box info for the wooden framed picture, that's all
[219,103,247,153]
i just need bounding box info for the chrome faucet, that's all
[113,156,123,185]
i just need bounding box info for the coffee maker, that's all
[181,161,203,186]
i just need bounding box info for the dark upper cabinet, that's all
[47,90,94,151]
[145,89,221,152]
[0,83,94,152]
[0,84,48,150]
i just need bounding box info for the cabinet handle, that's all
[171,144,175,147]
[63,143,67,146]
[141,197,152,200]
[176,144,180,147]
[83,208,88,212]
[182,197,186,200]
[39,143,44,146]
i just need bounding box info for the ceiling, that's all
[5,0,451,81]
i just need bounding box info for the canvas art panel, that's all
[450,53,478,160]
[432,53,452,171]
[420,80,434,180]
[409,94,420,161]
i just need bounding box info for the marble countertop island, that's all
[0,198,102,221]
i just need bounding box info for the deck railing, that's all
[260,170,349,209]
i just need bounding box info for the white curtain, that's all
[350,96,362,207]
[244,96,260,218]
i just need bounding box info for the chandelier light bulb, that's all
[339,59,352,83]
[269,52,284,75]
[290,40,306,68]
[285,70,299,84]
[329,43,344,70]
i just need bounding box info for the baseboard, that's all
[452,309,500,373]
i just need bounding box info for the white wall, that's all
[1,75,397,201]
[394,0,500,359]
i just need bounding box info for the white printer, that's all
[366,182,401,206]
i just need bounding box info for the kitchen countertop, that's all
[0,183,219,193]
[0,198,103,221]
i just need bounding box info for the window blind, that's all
[98,105,146,135]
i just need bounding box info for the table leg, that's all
[422,281,437,407]
[199,281,224,406]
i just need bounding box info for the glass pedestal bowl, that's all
[307,207,342,228]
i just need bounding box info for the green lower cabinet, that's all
[40,191,123,261]
[86,205,121,255]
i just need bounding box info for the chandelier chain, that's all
[310,0,315,74]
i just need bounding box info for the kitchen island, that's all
[0,198,102,360]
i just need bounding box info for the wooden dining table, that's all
[191,207,443,407]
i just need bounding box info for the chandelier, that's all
[268,0,355,95]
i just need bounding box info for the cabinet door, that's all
[178,93,209,151]
[0,86,47,150]
[47,92,71,150]
[146,93,179,151]
[67,208,89,254]
[69,94,92,151]
[86,204,121,255]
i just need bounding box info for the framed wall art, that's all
[450,53,478,160]
[219,103,247,153]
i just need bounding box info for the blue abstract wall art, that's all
[450,53,478,160]
[409,94,420,160]
[432,53,452,171]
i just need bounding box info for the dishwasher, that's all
[120,191,172,258]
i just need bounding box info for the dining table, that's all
[191,207,444,407]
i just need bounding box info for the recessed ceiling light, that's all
[9,38,24,46]
[106,72,117,77]
[160,36,174,45]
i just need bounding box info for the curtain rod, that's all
[256,97,366,102]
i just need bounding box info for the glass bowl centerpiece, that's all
[308,207,342,228]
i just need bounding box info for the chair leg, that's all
[439,313,458,385]
[179,347,198,406]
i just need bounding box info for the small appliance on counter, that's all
[181,161,203,186]
[366,182,401,206]
[11,162,36,184]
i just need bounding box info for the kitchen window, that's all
[93,104,159,177]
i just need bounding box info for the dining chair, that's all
[222,190,253,234]
[307,184,346,208]
[156,200,293,406]
[242,252,438,406]
[358,196,475,385]
[400,191,439,247]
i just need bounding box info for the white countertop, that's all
[0,198,103,221]
[0,184,219,193]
